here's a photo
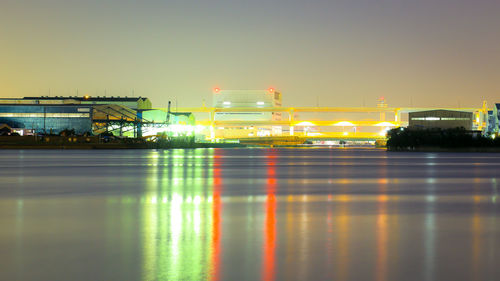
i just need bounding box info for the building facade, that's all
[487,104,500,135]
[0,104,92,135]
[409,110,473,130]
[0,96,152,136]
[212,89,282,121]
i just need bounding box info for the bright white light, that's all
[256,101,265,105]
[195,125,205,133]
[257,130,271,137]
[376,122,396,127]
[335,121,354,126]
[296,121,314,126]
[307,132,322,136]
[343,132,348,136]
[168,124,194,136]
[425,117,440,121]
[223,101,231,105]
[172,193,183,205]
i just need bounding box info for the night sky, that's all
[1,0,499,107]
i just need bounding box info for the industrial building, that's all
[0,104,93,135]
[212,88,282,121]
[0,96,152,136]
[409,110,473,130]
[486,104,499,135]
[20,96,152,110]
[211,88,283,138]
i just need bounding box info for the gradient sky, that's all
[1,0,499,108]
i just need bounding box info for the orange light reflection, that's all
[262,153,277,281]
[211,151,222,281]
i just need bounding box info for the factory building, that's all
[212,88,282,121]
[0,96,152,136]
[0,104,93,135]
[487,104,500,135]
[409,110,473,130]
[211,88,283,138]
[20,96,152,110]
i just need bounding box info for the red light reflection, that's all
[211,151,223,281]
[262,153,277,281]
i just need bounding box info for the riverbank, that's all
[388,146,500,152]
[386,127,500,152]
[0,136,245,149]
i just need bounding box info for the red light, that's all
[268,88,274,93]
[213,87,220,93]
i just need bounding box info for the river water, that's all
[0,148,499,281]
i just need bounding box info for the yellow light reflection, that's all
[141,149,216,281]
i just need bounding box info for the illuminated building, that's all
[212,88,283,137]
[409,110,473,130]
[141,110,197,138]
[487,104,499,135]
[0,96,151,136]
[212,88,282,121]
[0,104,92,135]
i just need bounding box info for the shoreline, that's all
[387,146,500,152]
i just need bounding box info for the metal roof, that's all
[22,96,148,102]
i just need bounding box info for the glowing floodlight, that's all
[376,122,396,127]
[213,87,221,93]
[268,88,274,93]
[335,121,354,126]
[296,121,314,126]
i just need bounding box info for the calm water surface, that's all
[0,148,499,281]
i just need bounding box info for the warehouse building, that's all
[487,104,500,135]
[409,110,473,130]
[21,96,152,110]
[0,96,153,136]
[0,104,93,135]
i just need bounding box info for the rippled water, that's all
[1,148,499,281]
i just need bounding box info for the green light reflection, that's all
[141,149,216,281]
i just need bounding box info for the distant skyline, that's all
[1,0,499,108]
